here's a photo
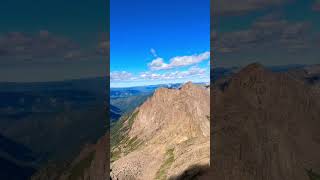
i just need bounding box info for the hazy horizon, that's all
[110,80,210,88]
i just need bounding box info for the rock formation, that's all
[111,82,210,180]
[210,63,320,180]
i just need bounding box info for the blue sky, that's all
[110,0,210,87]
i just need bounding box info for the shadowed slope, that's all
[211,63,320,180]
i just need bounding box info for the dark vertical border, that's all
[210,0,214,168]
[106,0,111,179]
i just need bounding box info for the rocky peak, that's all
[153,87,177,98]
[111,81,210,179]
[241,62,264,71]
[130,82,209,140]
[211,64,320,180]
[236,62,268,78]
[180,81,194,89]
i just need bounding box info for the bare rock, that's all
[111,82,210,180]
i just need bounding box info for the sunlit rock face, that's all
[111,82,210,180]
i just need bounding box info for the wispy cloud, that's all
[312,1,320,11]
[111,50,210,85]
[0,31,77,60]
[141,66,207,80]
[213,0,290,16]
[0,31,108,62]
[110,71,134,81]
[212,17,313,54]
[148,51,210,70]
[111,66,208,83]
[150,48,158,57]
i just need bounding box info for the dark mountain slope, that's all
[31,134,109,180]
[0,157,35,180]
[110,105,121,122]
[0,133,38,180]
[0,77,108,179]
[210,63,320,180]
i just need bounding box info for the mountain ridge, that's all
[111,82,210,180]
[211,63,320,180]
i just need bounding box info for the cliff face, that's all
[211,63,320,180]
[111,82,210,180]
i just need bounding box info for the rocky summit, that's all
[211,63,320,180]
[111,82,210,180]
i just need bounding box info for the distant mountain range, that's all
[212,64,320,83]
[0,77,108,179]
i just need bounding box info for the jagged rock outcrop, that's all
[111,82,210,180]
[211,63,320,180]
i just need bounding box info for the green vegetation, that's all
[128,111,138,128]
[307,169,320,180]
[111,110,143,162]
[110,110,139,147]
[111,149,121,163]
[110,114,129,148]
[111,93,151,114]
[124,136,143,155]
[111,136,143,162]
[68,152,95,180]
[155,148,175,180]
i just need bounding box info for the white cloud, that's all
[111,50,210,83]
[148,51,210,71]
[147,57,169,70]
[140,66,207,80]
[110,71,134,81]
[170,51,210,67]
